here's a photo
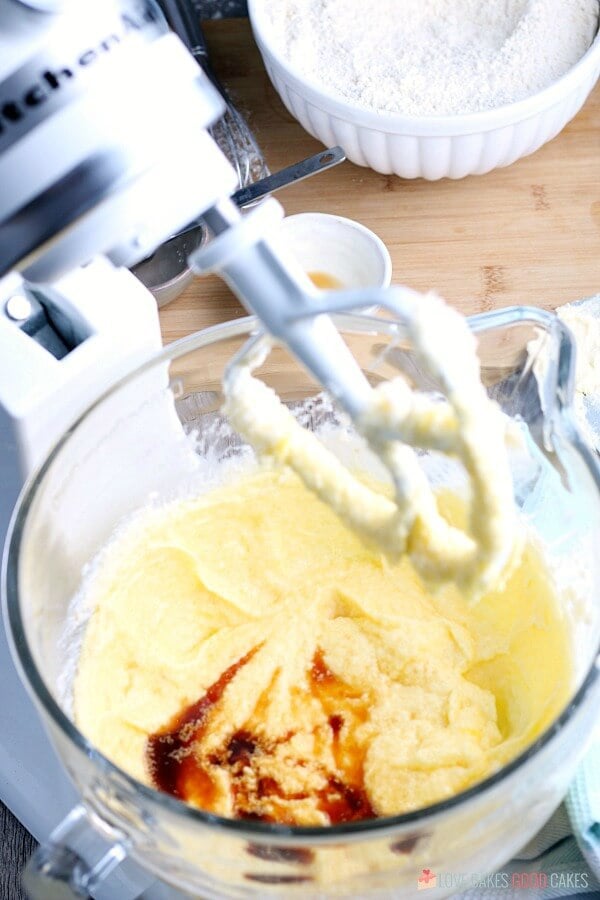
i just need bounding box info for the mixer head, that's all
[0,0,237,284]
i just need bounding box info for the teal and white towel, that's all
[566,732,600,884]
[456,686,600,900]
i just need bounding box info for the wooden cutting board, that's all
[159,18,600,345]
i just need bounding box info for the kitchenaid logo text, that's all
[0,1,161,148]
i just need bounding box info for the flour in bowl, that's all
[263,0,599,115]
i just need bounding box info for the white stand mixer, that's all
[0,0,261,894]
[0,1,381,895]
[0,1,232,894]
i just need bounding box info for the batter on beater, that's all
[224,291,517,598]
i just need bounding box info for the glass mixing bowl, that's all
[4,309,600,899]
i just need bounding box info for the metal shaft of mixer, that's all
[194,197,374,419]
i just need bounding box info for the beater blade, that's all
[190,197,518,597]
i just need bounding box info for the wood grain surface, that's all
[159,18,600,345]
[0,804,36,900]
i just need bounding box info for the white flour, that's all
[264,0,599,115]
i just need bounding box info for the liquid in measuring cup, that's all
[308,271,344,290]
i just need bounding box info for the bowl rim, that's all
[4,308,600,843]
[281,211,393,287]
[248,0,600,136]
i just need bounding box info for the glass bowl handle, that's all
[21,805,135,900]
[23,843,91,899]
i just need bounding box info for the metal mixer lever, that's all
[2,283,95,360]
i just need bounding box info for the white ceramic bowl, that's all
[248,0,600,180]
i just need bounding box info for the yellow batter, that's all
[74,468,572,826]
